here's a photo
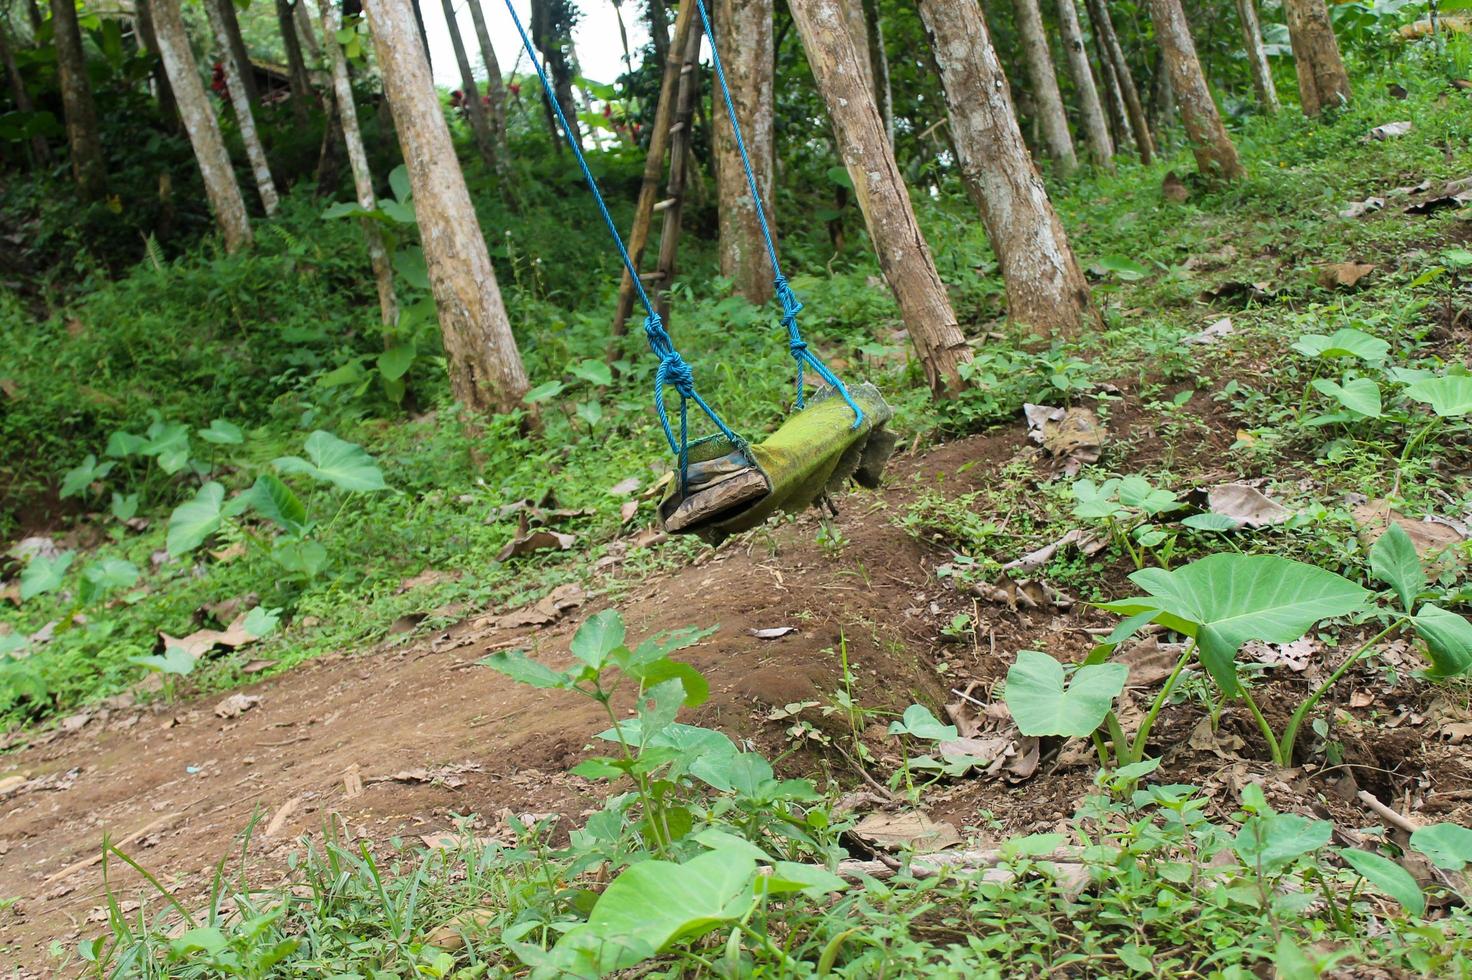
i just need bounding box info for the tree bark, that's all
[647,0,670,72]
[1283,0,1350,116]
[1235,0,1278,113]
[790,0,973,394]
[1146,0,1242,180]
[1055,0,1111,167]
[1090,14,1131,152]
[320,0,397,328]
[919,0,1095,339]
[277,0,313,124]
[531,0,580,147]
[713,0,775,306]
[150,0,252,251]
[206,0,280,215]
[1010,0,1076,176]
[860,0,892,144]
[0,18,50,165]
[465,0,511,172]
[294,0,323,59]
[51,0,108,197]
[409,0,433,69]
[440,0,499,171]
[214,0,261,108]
[1086,0,1153,164]
[363,0,530,414]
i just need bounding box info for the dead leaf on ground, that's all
[619,500,639,523]
[1244,638,1315,673]
[936,736,1009,773]
[159,611,264,661]
[368,762,481,789]
[1162,170,1189,203]
[1183,317,1234,345]
[0,774,28,796]
[999,736,1040,782]
[1353,500,1466,571]
[209,542,246,564]
[608,477,642,496]
[748,627,796,640]
[1207,483,1294,527]
[420,832,502,851]
[1116,636,1184,687]
[496,529,576,562]
[241,659,275,674]
[0,581,19,606]
[214,693,261,719]
[264,796,300,836]
[343,764,363,799]
[1365,121,1413,141]
[944,682,1011,739]
[1024,404,1105,475]
[1201,280,1275,307]
[482,582,587,630]
[1339,197,1386,219]
[1318,262,1376,289]
[427,908,499,951]
[398,569,459,594]
[974,578,1074,611]
[851,812,962,853]
[1001,529,1106,576]
[1189,716,1245,759]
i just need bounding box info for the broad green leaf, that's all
[231,474,307,534]
[172,926,229,956]
[80,558,139,604]
[321,200,370,220]
[392,245,427,288]
[523,380,565,404]
[388,163,412,204]
[1092,255,1150,281]
[1182,513,1240,532]
[568,358,613,386]
[110,491,139,522]
[1369,523,1425,613]
[887,703,958,741]
[1411,604,1472,677]
[1405,375,1472,417]
[131,644,196,677]
[627,656,709,707]
[60,454,113,498]
[1338,848,1425,914]
[166,482,225,556]
[242,606,281,638]
[1233,813,1331,872]
[758,861,848,897]
[273,431,387,492]
[1311,377,1382,417]
[575,400,603,427]
[1291,328,1389,363]
[140,420,191,474]
[1273,936,1318,980]
[19,550,75,601]
[1109,555,1369,695]
[381,199,417,226]
[377,344,416,381]
[1004,650,1127,738]
[633,677,687,744]
[1409,823,1472,871]
[197,419,244,445]
[270,539,328,577]
[478,649,573,689]
[1000,832,1070,859]
[105,430,147,458]
[571,610,626,669]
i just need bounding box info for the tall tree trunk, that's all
[1086,0,1153,164]
[51,0,108,197]
[409,0,432,69]
[1010,0,1076,176]
[149,0,252,251]
[276,0,313,124]
[859,0,893,143]
[465,0,511,172]
[441,0,499,171]
[919,0,1095,339]
[1283,0,1350,116]
[320,0,397,328]
[0,18,51,165]
[648,0,670,71]
[132,0,179,130]
[1055,0,1112,167]
[1090,16,1131,152]
[214,0,260,108]
[362,0,529,413]
[790,0,973,395]
[1235,0,1278,113]
[26,0,43,36]
[1146,0,1242,180]
[294,0,323,59]
[206,0,280,214]
[531,0,580,147]
[713,0,775,306]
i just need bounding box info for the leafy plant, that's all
[1072,476,1185,569]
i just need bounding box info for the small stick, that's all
[1357,789,1422,834]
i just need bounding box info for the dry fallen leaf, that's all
[426,908,499,951]
[619,500,639,523]
[1001,529,1106,576]
[748,626,796,640]
[397,569,458,593]
[1366,120,1412,141]
[343,764,363,799]
[0,774,28,796]
[608,477,642,496]
[495,529,576,562]
[214,693,261,719]
[1116,636,1183,687]
[1353,501,1466,570]
[1318,262,1376,289]
[241,659,276,674]
[1183,317,1233,345]
[264,796,301,837]
[1207,483,1293,527]
[1025,404,1105,475]
[851,812,962,853]
[485,583,586,629]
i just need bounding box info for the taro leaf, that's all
[1291,328,1390,363]
[1338,848,1425,915]
[477,649,574,689]
[1311,377,1383,418]
[522,380,565,404]
[388,163,412,205]
[80,558,139,604]
[242,606,281,638]
[270,539,328,577]
[1182,513,1240,532]
[167,482,225,556]
[1232,813,1332,872]
[1118,476,1181,516]
[229,474,307,535]
[273,431,387,493]
[131,644,196,677]
[1092,255,1150,281]
[60,454,113,498]
[197,419,244,445]
[105,430,147,458]
[377,344,415,382]
[1370,523,1425,614]
[1409,823,1472,871]
[111,492,139,522]
[19,550,75,602]
[571,610,626,669]
[1102,555,1370,695]
[887,704,959,741]
[758,862,848,898]
[1004,650,1128,738]
[1411,604,1472,678]
[140,420,191,474]
[568,358,613,387]
[1405,375,1472,417]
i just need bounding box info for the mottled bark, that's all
[1284,0,1350,116]
[531,0,580,147]
[363,0,529,413]
[1086,0,1153,164]
[51,0,107,197]
[150,0,252,251]
[1055,0,1111,167]
[1011,0,1076,176]
[1146,0,1242,180]
[440,0,499,171]
[860,0,893,144]
[277,0,313,124]
[790,0,973,394]
[648,0,670,71]
[0,18,50,164]
[465,0,510,172]
[409,0,432,68]
[1235,0,1279,113]
[1090,14,1131,151]
[132,0,178,129]
[294,0,322,58]
[214,0,260,107]
[919,0,1095,340]
[320,0,397,328]
[713,0,775,305]
[206,0,279,215]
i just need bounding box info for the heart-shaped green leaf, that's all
[1311,377,1382,418]
[273,431,387,493]
[1406,375,1472,417]
[167,482,225,556]
[1369,523,1425,614]
[230,474,307,535]
[1338,848,1425,914]
[1005,650,1127,737]
[60,454,113,498]
[887,703,959,741]
[571,610,626,669]
[1409,823,1472,871]
[79,558,139,604]
[1291,328,1389,363]
[1411,604,1472,678]
[19,550,75,602]
[197,419,244,445]
[1233,812,1331,872]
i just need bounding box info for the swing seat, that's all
[659,382,896,544]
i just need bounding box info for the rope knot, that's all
[657,351,695,396]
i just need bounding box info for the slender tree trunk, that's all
[51,0,108,197]
[531,0,580,146]
[132,0,179,130]
[409,0,432,69]
[1150,50,1176,134]
[1283,0,1350,116]
[26,0,43,37]
[0,19,50,165]
[466,0,511,172]
[277,0,313,124]
[713,0,775,305]
[790,0,973,394]
[206,0,280,214]
[919,0,1095,339]
[320,0,397,328]
[1235,0,1279,113]
[1146,0,1242,180]
[648,0,670,71]
[1086,0,1153,164]
[1055,0,1111,167]
[859,0,893,143]
[1011,0,1076,176]
[1091,17,1131,152]
[441,0,499,170]
[150,0,252,251]
[214,0,260,108]
[363,0,529,413]
[294,0,323,59]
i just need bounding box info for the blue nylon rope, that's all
[691,0,864,430]
[500,0,743,477]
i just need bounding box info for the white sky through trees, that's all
[421,0,650,90]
